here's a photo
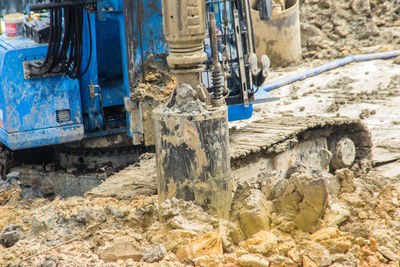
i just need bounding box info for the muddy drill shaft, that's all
[154,0,231,219]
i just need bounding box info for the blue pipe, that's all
[261,50,400,92]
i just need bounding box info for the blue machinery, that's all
[0,0,275,153]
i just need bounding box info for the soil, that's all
[300,0,400,60]
[1,1,400,266]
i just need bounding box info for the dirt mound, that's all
[301,0,400,59]
[1,163,400,266]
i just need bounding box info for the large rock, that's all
[98,238,142,262]
[232,183,273,238]
[274,172,328,232]
[85,156,157,200]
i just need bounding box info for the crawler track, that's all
[87,116,373,199]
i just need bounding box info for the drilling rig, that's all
[0,0,372,193]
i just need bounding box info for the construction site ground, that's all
[1,1,400,266]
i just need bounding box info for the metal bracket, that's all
[89,84,101,99]
[124,97,136,112]
[233,9,250,107]
[259,0,272,21]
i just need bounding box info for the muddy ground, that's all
[1,1,400,266]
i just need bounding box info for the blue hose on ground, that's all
[261,50,400,92]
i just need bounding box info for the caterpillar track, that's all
[87,115,373,199]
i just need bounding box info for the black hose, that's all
[30,2,93,79]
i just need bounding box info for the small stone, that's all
[194,255,224,267]
[303,255,318,267]
[41,257,57,267]
[176,232,223,263]
[98,238,142,261]
[326,174,341,196]
[245,230,278,256]
[238,254,270,267]
[378,246,400,261]
[320,237,352,254]
[323,201,351,226]
[336,169,355,193]
[311,227,339,242]
[0,225,20,248]
[6,172,20,181]
[299,241,331,266]
[142,244,167,263]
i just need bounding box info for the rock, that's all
[378,246,400,261]
[287,247,301,264]
[302,255,318,267]
[340,222,371,239]
[243,230,278,256]
[350,0,371,14]
[6,172,20,181]
[0,224,20,248]
[85,156,157,200]
[142,244,167,263]
[299,241,331,266]
[0,231,20,248]
[274,172,328,232]
[268,255,290,266]
[326,173,341,196]
[318,0,332,9]
[98,238,142,262]
[176,232,223,263]
[128,201,157,229]
[41,257,57,267]
[320,237,352,254]
[294,178,328,232]
[311,227,339,242]
[323,201,351,226]
[237,254,270,267]
[310,227,352,254]
[148,225,197,252]
[170,83,207,113]
[194,255,224,267]
[232,184,273,238]
[336,169,355,193]
[169,215,212,233]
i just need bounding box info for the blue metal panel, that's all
[101,80,125,107]
[0,125,84,150]
[228,104,254,121]
[0,36,84,150]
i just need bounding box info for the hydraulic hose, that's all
[30,1,92,79]
[261,50,400,92]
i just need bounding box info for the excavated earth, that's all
[1,1,400,266]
